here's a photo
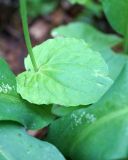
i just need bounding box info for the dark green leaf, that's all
[52,104,87,117]
[27,0,59,17]
[0,58,54,130]
[102,0,128,35]
[0,122,65,160]
[47,61,128,160]
[68,0,102,16]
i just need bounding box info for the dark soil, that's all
[0,0,84,74]
[0,0,117,74]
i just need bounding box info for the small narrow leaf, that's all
[68,0,89,5]
[68,0,102,16]
[0,122,65,160]
[0,58,54,130]
[27,0,59,17]
[102,0,128,35]
[17,38,112,106]
[52,104,87,117]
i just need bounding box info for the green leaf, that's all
[68,0,88,4]
[0,122,65,160]
[51,22,125,80]
[17,38,112,106]
[0,58,54,130]
[27,0,59,17]
[86,1,102,17]
[68,0,102,16]
[101,48,126,80]
[52,104,87,117]
[47,61,128,160]
[52,22,121,51]
[102,0,128,35]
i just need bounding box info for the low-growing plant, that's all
[0,0,128,159]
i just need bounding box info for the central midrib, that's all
[0,93,21,103]
[0,147,12,160]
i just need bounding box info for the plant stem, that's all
[20,0,38,71]
[124,25,128,55]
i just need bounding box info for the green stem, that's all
[124,25,128,55]
[20,0,38,71]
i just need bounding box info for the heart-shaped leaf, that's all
[0,122,65,160]
[102,0,128,35]
[0,58,54,130]
[17,38,112,106]
[51,22,126,80]
[47,61,128,160]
